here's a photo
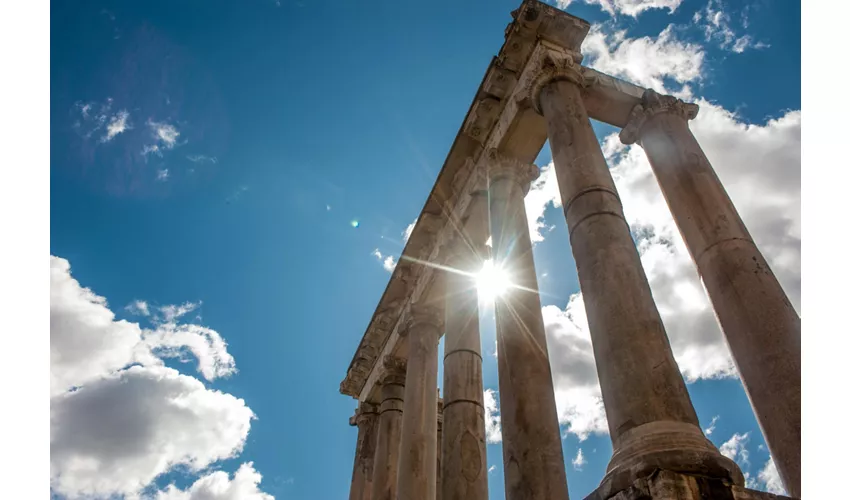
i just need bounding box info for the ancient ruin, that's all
[340,1,801,499]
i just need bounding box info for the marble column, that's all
[528,54,742,498]
[396,305,442,500]
[486,148,569,500]
[371,357,407,500]
[441,190,489,500]
[620,89,801,497]
[350,402,379,500]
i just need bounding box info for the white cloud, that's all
[718,432,750,466]
[157,168,170,181]
[582,24,703,93]
[148,119,181,149]
[155,462,274,500]
[577,0,682,17]
[186,154,218,164]
[542,299,608,440]
[51,365,255,499]
[483,388,502,444]
[704,415,720,436]
[488,465,497,474]
[571,448,586,470]
[372,249,397,272]
[524,162,561,243]
[756,456,786,495]
[50,256,270,499]
[102,109,131,142]
[694,0,769,53]
[403,218,417,243]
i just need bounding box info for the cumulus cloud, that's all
[524,162,561,243]
[756,456,786,495]
[71,98,132,144]
[483,388,503,444]
[155,462,274,500]
[50,256,270,499]
[51,365,255,498]
[542,298,608,440]
[582,24,703,94]
[718,432,750,466]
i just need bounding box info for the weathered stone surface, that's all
[487,148,569,500]
[589,469,795,500]
[537,74,740,497]
[620,90,800,498]
[371,358,406,500]
[349,403,379,500]
[441,192,489,500]
[396,306,443,500]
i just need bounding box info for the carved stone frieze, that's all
[619,89,700,145]
[464,97,501,143]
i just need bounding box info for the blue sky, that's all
[49,1,800,499]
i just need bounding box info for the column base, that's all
[591,421,745,500]
[585,469,795,500]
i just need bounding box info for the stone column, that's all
[528,53,743,499]
[371,357,407,500]
[436,397,443,500]
[486,148,569,500]
[350,402,379,500]
[441,190,489,500]
[620,89,801,497]
[396,305,443,500]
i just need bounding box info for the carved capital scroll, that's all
[619,89,700,145]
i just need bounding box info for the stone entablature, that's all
[340,0,648,403]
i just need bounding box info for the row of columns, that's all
[348,53,799,500]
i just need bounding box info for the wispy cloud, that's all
[372,249,397,272]
[572,448,586,470]
[102,110,131,143]
[704,415,720,436]
[483,389,502,444]
[186,154,218,164]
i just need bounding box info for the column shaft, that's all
[487,149,569,500]
[396,307,441,500]
[537,75,741,498]
[621,90,801,496]
[350,404,379,500]
[371,360,406,500]
[441,191,489,500]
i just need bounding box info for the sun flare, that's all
[475,259,511,302]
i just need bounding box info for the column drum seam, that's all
[564,185,621,214]
[568,210,629,239]
[442,398,485,411]
[444,348,484,361]
[694,236,756,266]
[379,408,403,415]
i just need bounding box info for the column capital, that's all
[524,49,595,115]
[380,355,407,386]
[485,148,540,194]
[349,402,379,427]
[619,89,700,145]
[402,303,444,338]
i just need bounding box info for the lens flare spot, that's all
[476,259,510,302]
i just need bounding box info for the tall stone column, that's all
[528,53,743,499]
[486,148,569,500]
[441,190,489,500]
[371,357,407,500]
[350,403,379,500]
[396,305,443,500]
[620,89,801,497]
[436,397,443,500]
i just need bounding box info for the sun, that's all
[475,259,511,302]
